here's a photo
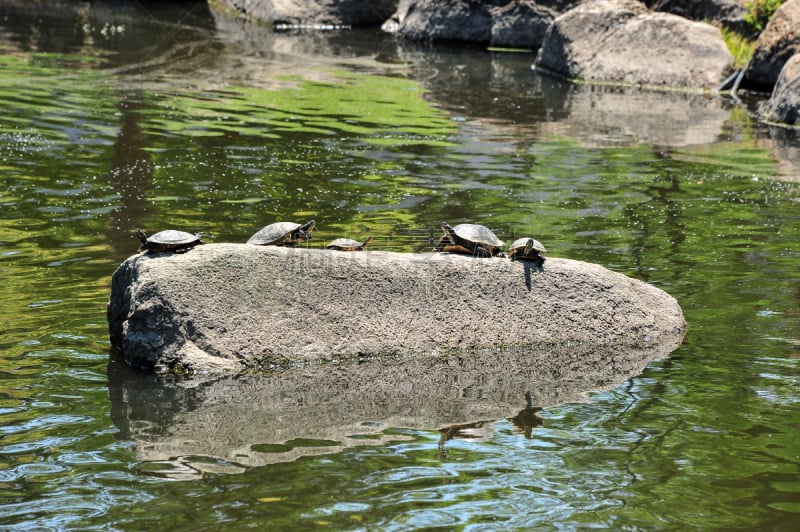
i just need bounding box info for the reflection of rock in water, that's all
[393,41,734,149]
[108,332,683,479]
[537,86,732,148]
[767,126,800,182]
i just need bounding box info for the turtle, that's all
[135,228,204,253]
[327,236,373,251]
[508,237,547,261]
[246,220,315,246]
[434,222,505,257]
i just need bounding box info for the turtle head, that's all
[523,238,536,256]
[440,221,456,238]
[134,228,148,246]
[295,219,316,242]
[362,236,374,248]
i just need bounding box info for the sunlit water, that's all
[1,2,799,529]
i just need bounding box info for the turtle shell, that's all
[451,223,505,248]
[247,220,315,246]
[509,237,546,254]
[435,222,505,257]
[136,228,203,253]
[327,236,373,251]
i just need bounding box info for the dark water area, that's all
[1,1,799,529]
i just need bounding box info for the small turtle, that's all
[434,222,505,257]
[327,236,373,251]
[135,228,204,253]
[508,237,547,261]
[246,220,315,246]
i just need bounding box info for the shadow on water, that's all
[107,331,684,479]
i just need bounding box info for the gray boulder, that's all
[761,53,800,125]
[214,0,398,28]
[743,0,800,91]
[534,0,734,88]
[107,243,686,376]
[644,0,748,32]
[382,0,579,48]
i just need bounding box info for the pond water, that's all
[1,1,799,529]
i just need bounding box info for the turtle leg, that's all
[173,243,197,254]
[441,244,475,255]
[433,235,451,252]
[472,245,492,258]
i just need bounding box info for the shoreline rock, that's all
[534,0,733,89]
[211,0,398,28]
[381,0,575,49]
[107,244,686,376]
[762,52,800,125]
[743,0,800,91]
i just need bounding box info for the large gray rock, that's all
[743,0,800,91]
[213,0,398,28]
[761,52,800,125]
[382,0,579,48]
[644,0,748,32]
[107,243,686,376]
[534,0,734,88]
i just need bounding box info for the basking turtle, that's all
[434,222,505,257]
[246,220,315,246]
[327,236,373,251]
[508,237,547,261]
[135,228,204,253]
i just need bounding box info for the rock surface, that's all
[382,0,578,48]
[644,0,748,32]
[744,0,800,91]
[213,0,398,27]
[534,0,733,88]
[762,52,800,125]
[107,243,686,376]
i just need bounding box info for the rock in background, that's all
[762,52,800,124]
[644,0,748,32]
[743,0,800,91]
[381,0,579,48]
[534,0,734,88]
[212,0,398,27]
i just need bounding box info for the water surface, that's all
[1,2,799,529]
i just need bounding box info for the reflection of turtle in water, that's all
[508,391,544,439]
[437,420,495,459]
[434,222,505,257]
[327,236,373,251]
[135,228,204,253]
[508,237,546,272]
[246,220,315,246]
